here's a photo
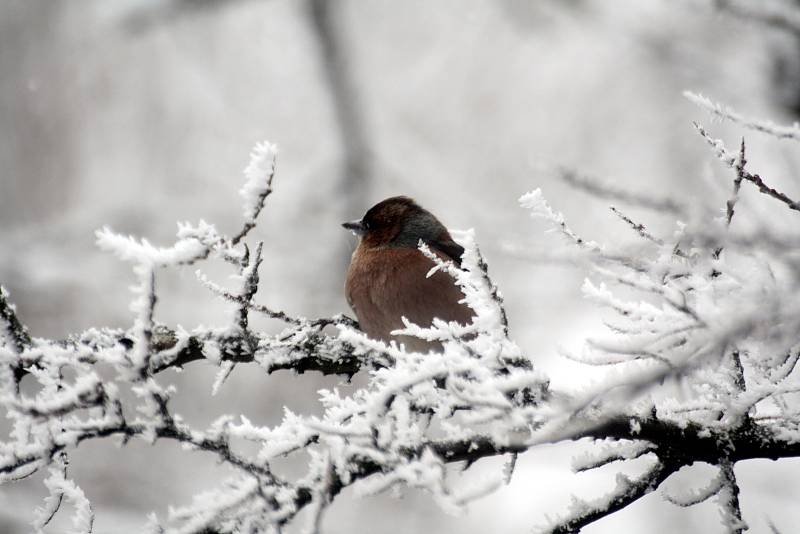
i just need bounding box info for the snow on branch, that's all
[0,138,550,533]
[693,122,800,213]
[33,454,94,534]
[540,459,672,534]
[4,116,800,533]
[515,107,800,529]
[234,140,277,244]
[685,91,800,142]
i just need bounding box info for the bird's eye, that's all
[363,220,371,230]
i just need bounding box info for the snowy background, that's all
[2,0,800,532]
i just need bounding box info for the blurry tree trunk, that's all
[306,0,372,262]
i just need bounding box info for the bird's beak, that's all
[342,219,366,236]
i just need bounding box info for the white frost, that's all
[241,141,277,220]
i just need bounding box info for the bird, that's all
[342,196,474,352]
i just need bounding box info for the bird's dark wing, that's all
[431,238,465,268]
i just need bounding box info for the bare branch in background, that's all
[710,0,800,37]
[558,167,686,214]
[122,0,240,34]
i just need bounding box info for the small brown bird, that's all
[343,196,474,352]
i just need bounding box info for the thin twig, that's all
[0,286,32,353]
[609,206,664,245]
[685,91,800,142]
[726,138,746,226]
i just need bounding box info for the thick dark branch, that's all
[13,322,367,381]
[529,412,800,531]
[580,413,800,464]
[145,325,366,377]
[288,412,800,531]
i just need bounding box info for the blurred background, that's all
[2,0,800,532]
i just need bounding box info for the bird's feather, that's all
[345,246,472,352]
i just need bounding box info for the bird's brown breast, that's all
[345,245,473,352]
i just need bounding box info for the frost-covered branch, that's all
[5,110,800,533]
[685,91,800,142]
[13,322,365,380]
[725,138,747,227]
[718,459,747,534]
[693,121,800,212]
[519,107,800,529]
[609,207,665,246]
[0,285,32,354]
[0,138,551,533]
[233,141,277,245]
[543,459,673,534]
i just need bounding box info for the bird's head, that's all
[342,196,449,250]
